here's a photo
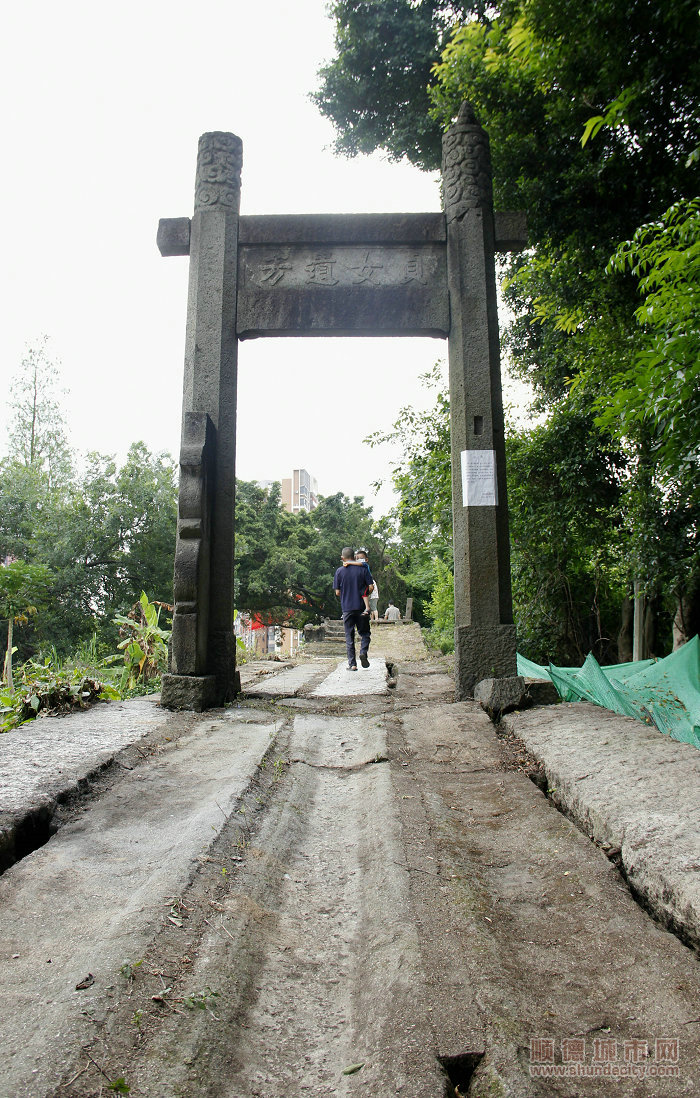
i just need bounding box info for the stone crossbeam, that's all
[158,210,526,257]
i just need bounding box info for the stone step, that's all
[303,642,346,657]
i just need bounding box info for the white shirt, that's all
[384,604,401,621]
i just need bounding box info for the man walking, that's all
[334,547,372,670]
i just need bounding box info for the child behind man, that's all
[343,548,374,616]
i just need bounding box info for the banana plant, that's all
[114,592,171,689]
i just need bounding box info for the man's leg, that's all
[343,611,358,668]
[357,612,371,667]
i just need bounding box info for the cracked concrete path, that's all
[1,653,699,1096]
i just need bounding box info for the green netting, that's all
[517,635,700,749]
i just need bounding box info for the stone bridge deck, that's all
[1,635,699,1096]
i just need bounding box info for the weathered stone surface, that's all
[242,663,331,698]
[454,625,517,698]
[493,210,528,252]
[0,697,165,874]
[170,412,215,676]
[312,658,388,697]
[524,677,560,706]
[194,131,242,211]
[237,243,449,337]
[474,674,526,717]
[160,673,218,711]
[162,211,526,258]
[442,101,492,221]
[443,105,517,700]
[178,130,242,703]
[502,702,700,950]
[6,665,700,1094]
[238,212,446,245]
[303,623,326,643]
[157,217,191,256]
[208,631,241,705]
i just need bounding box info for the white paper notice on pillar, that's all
[461,449,498,507]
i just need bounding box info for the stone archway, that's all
[157,103,526,710]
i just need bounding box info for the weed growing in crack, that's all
[107,1077,131,1093]
[119,959,143,982]
[183,987,220,1014]
[273,757,288,782]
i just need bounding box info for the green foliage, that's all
[0,442,177,657]
[0,645,120,733]
[367,368,633,663]
[0,559,54,693]
[507,411,627,663]
[183,987,220,1012]
[0,559,54,624]
[424,559,455,653]
[365,365,452,623]
[599,198,700,482]
[314,0,700,654]
[234,480,406,624]
[119,959,143,981]
[313,0,474,171]
[7,337,73,488]
[428,0,699,644]
[429,0,699,243]
[114,593,171,690]
[107,1080,130,1094]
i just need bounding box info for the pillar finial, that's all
[441,100,492,221]
[194,131,243,212]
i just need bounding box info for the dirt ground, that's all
[1,634,699,1097]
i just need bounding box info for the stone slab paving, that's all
[241,661,334,698]
[0,697,167,819]
[311,656,387,697]
[237,660,293,686]
[0,711,281,1098]
[502,701,700,949]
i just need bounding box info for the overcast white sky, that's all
[0,0,526,517]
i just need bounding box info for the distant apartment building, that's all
[281,469,318,514]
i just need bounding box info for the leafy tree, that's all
[365,366,451,623]
[7,337,73,488]
[235,480,313,620]
[316,0,700,655]
[598,198,700,482]
[0,560,54,693]
[506,410,627,663]
[313,0,475,171]
[424,558,455,653]
[367,369,633,663]
[233,481,405,624]
[0,443,177,656]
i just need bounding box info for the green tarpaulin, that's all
[517,635,700,749]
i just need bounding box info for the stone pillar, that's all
[161,413,217,710]
[442,102,517,697]
[162,132,242,709]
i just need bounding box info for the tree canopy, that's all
[314,0,700,658]
[313,0,475,170]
